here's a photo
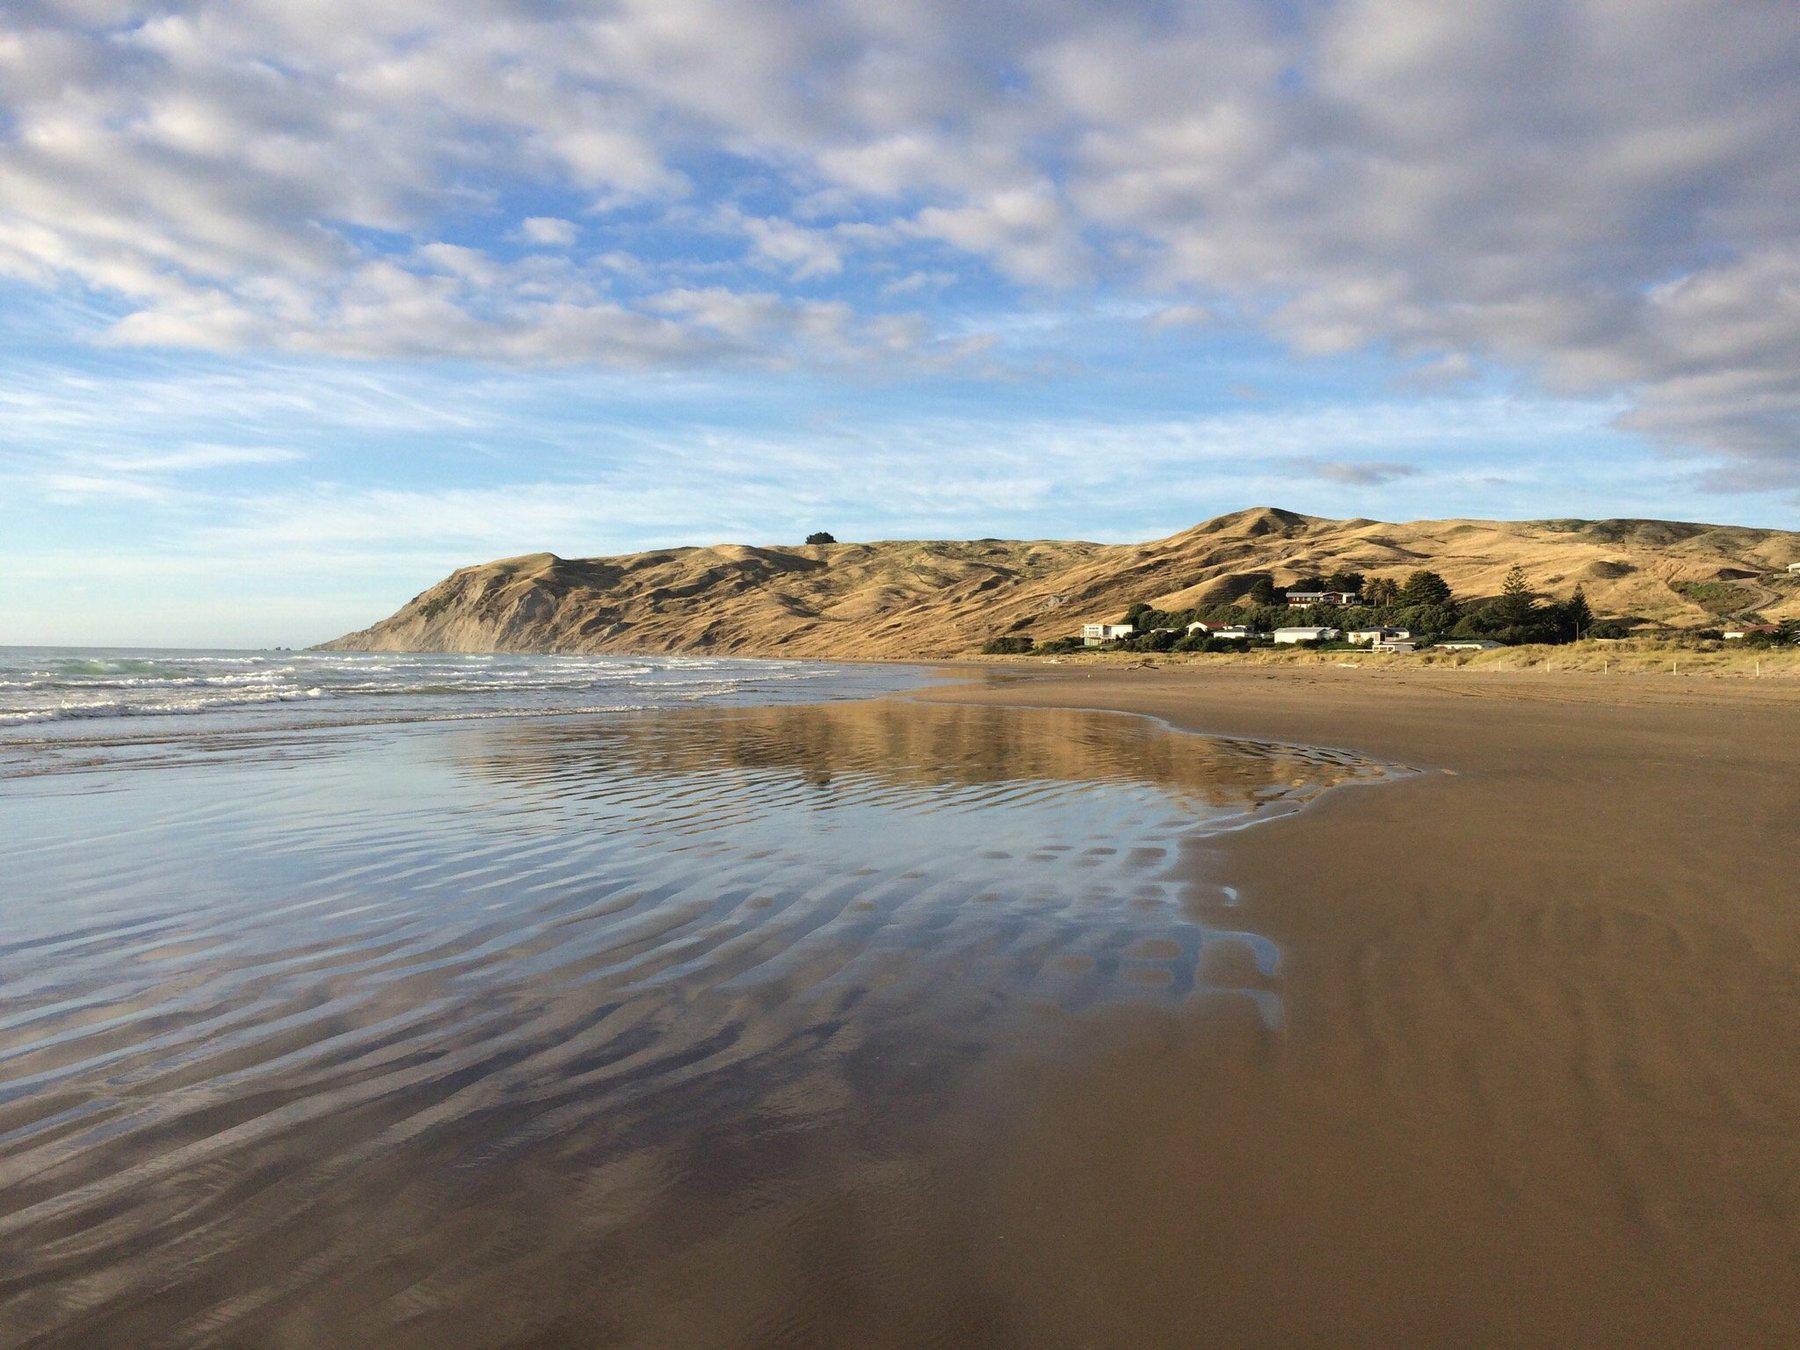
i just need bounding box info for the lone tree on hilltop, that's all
[805,531,837,545]
[1400,569,1453,606]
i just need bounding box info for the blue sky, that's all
[2,2,1796,647]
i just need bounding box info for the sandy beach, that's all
[2,655,1796,1345]
[0,665,1381,1346]
[912,662,1800,1346]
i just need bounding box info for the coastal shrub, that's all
[980,635,1035,654]
[805,531,837,545]
[1737,622,1798,648]
[1108,570,1609,653]
[1037,636,1082,654]
[1115,627,1181,652]
[1672,580,1757,615]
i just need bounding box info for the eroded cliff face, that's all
[320,509,1800,657]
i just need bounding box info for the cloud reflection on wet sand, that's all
[0,699,1389,1343]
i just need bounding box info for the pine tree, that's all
[1400,569,1453,606]
[1562,585,1593,640]
[1496,566,1535,627]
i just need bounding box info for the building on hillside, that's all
[1285,590,1359,607]
[1437,638,1504,651]
[1273,626,1340,644]
[1186,622,1255,640]
[1082,622,1136,647]
[1723,625,1777,640]
[1788,562,1800,574]
[1347,627,1410,645]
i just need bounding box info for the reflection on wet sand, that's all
[0,700,1388,1344]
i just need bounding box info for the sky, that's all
[2,1,1797,648]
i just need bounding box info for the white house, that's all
[1347,627,1409,644]
[1788,562,1800,574]
[1273,626,1340,644]
[1082,622,1136,647]
[1372,638,1417,653]
[1286,590,1359,607]
[1437,638,1504,651]
[1186,622,1255,640]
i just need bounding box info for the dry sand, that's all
[914,662,1800,1346]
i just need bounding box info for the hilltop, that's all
[320,508,1800,658]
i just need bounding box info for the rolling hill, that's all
[320,508,1800,658]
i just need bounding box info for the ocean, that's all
[0,645,924,730]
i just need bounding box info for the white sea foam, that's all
[0,648,931,748]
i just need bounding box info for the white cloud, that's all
[518,216,579,247]
[1284,459,1422,487]
[0,1,1795,483]
[93,443,303,472]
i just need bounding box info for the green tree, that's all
[805,531,837,545]
[1494,566,1536,627]
[1400,569,1453,606]
[1245,575,1277,606]
[1559,586,1593,640]
[1324,569,1365,593]
[1363,576,1401,606]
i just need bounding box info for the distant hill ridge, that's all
[320,508,1800,657]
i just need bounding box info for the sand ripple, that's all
[0,700,1388,1343]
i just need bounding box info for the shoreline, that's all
[908,660,1800,1345]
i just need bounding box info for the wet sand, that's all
[920,664,1800,1346]
[4,668,1795,1345]
[0,697,1382,1345]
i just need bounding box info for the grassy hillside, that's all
[322,508,1800,657]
